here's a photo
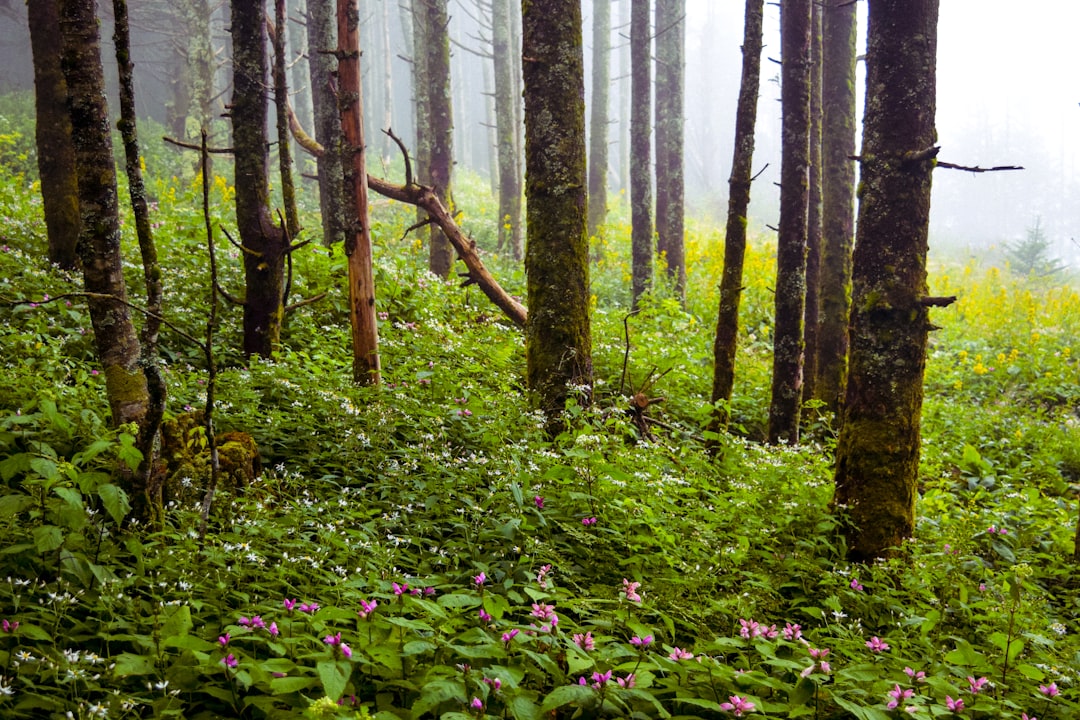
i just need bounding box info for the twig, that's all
[619,309,641,396]
[163,135,234,154]
[936,161,1024,173]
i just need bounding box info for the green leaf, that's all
[30,457,59,483]
[317,659,351,701]
[402,640,436,656]
[539,684,595,713]
[53,486,83,510]
[32,525,64,553]
[97,483,131,526]
[411,678,467,717]
[161,605,192,640]
[788,677,816,707]
[508,695,542,720]
[944,639,987,667]
[270,675,316,695]
[437,593,481,610]
[1017,663,1046,681]
[114,652,157,677]
[0,453,31,482]
[13,623,52,641]
[0,494,34,517]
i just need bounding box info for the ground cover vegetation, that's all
[1,92,1080,719]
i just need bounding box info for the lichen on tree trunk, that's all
[422,0,455,278]
[522,0,593,428]
[586,0,610,248]
[493,0,523,260]
[833,0,940,562]
[629,0,653,309]
[654,0,686,301]
[306,0,347,247]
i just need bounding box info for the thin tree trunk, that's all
[654,0,685,301]
[586,0,611,246]
[381,0,395,162]
[767,0,812,444]
[710,0,763,434]
[232,0,288,358]
[307,0,347,246]
[423,0,454,278]
[492,0,522,259]
[630,0,652,308]
[802,0,823,408]
[412,0,431,226]
[113,0,167,527]
[618,0,630,195]
[273,0,301,238]
[290,0,313,175]
[28,0,80,271]
[59,0,149,430]
[833,0,940,562]
[815,0,858,416]
[522,0,593,427]
[337,0,382,384]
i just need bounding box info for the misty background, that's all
[0,0,1076,266]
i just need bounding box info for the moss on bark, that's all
[522,0,593,427]
[833,0,940,562]
[654,0,686,301]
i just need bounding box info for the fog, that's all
[0,0,1077,265]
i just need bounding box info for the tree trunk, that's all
[522,0,593,426]
[586,0,610,246]
[709,0,763,434]
[337,0,382,385]
[618,0,630,195]
[273,0,301,238]
[801,0,823,408]
[629,0,652,308]
[654,0,685,301]
[423,0,455,278]
[381,0,395,162]
[307,0,347,247]
[412,0,431,227]
[290,0,312,175]
[59,0,149,430]
[492,0,522,260]
[113,0,168,526]
[767,0,811,445]
[232,0,288,358]
[833,0,940,562]
[28,0,80,271]
[815,0,858,416]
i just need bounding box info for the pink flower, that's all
[1039,682,1059,698]
[782,622,802,641]
[238,616,251,627]
[221,653,237,668]
[850,578,864,592]
[590,670,612,689]
[630,635,653,648]
[887,684,914,710]
[946,695,964,712]
[622,579,643,603]
[283,598,297,612]
[340,643,352,659]
[967,676,989,694]
[393,582,408,595]
[808,647,830,660]
[616,673,636,688]
[470,697,483,710]
[358,599,378,619]
[573,632,595,651]
[479,609,493,623]
[719,695,756,716]
[483,677,502,691]
[865,636,890,653]
[1022,713,1038,720]
[501,629,519,644]
[268,622,279,637]
[531,603,556,621]
[904,667,927,683]
[218,633,230,647]
[537,564,553,587]
[669,647,694,661]
[582,516,597,526]
[534,496,544,509]
[299,602,319,614]
[473,572,487,587]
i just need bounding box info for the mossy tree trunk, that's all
[58,0,149,431]
[767,0,811,445]
[522,0,593,426]
[586,0,610,248]
[629,0,653,308]
[307,0,347,247]
[814,0,858,417]
[113,0,168,525]
[710,0,763,434]
[337,0,381,385]
[493,0,523,260]
[801,1,823,408]
[654,0,685,302]
[411,0,431,227]
[28,0,80,271]
[232,0,288,358]
[422,0,455,278]
[273,0,301,239]
[833,0,940,562]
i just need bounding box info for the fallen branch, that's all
[936,161,1024,173]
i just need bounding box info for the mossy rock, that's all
[159,412,262,507]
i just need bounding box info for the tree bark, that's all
[815,0,858,416]
[59,0,149,430]
[630,0,652,308]
[492,0,523,260]
[801,0,823,408]
[272,0,301,238]
[307,0,347,246]
[28,0,80,271]
[586,0,610,246]
[654,0,685,301]
[232,0,288,358]
[337,0,381,385]
[411,0,431,227]
[710,0,763,434]
[421,0,455,278]
[113,0,167,525]
[767,0,811,445]
[522,0,593,425]
[833,0,940,562]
